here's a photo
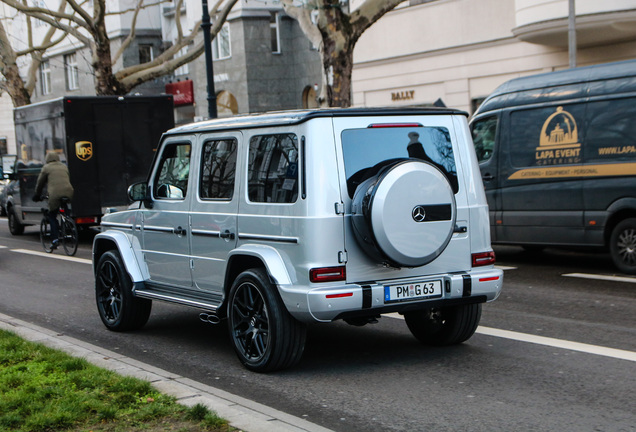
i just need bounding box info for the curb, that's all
[0,312,333,432]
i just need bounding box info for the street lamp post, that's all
[201,0,218,119]
[568,0,576,68]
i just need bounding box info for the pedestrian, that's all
[33,152,74,249]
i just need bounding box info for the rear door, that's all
[189,132,241,296]
[333,115,471,283]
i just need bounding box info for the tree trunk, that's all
[323,47,354,108]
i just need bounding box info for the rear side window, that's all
[154,143,191,199]
[341,127,458,198]
[248,133,299,203]
[471,116,497,163]
[199,138,237,200]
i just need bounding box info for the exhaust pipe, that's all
[199,312,221,324]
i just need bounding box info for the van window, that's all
[154,143,191,199]
[199,139,237,200]
[584,98,636,163]
[509,104,586,168]
[248,133,299,203]
[341,126,457,198]
[471,116,497,163]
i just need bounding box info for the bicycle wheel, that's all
[40,216,54,253]
[61,216,79,256]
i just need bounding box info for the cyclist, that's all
[33,152,74,249]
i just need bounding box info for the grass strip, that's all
[0,329,233,432]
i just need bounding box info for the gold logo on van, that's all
[75,141,93,161]
[535,106,582,165]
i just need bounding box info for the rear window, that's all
[341,127,458,198]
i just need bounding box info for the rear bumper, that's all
[280,267,503,323]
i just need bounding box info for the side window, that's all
[584,98,636,163]
[471,116,497,163]
[248,134,299,203]
[199,138,237,200]
[154,143,191,199]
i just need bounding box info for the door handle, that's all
[482,173,495,181]
[173,226,187,236]
[220,230,235,240]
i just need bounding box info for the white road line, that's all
[11,248,92,265]
[0,245,7,249]
[385,313,636,362]
[563,273,636,284]
[495,265,517,270]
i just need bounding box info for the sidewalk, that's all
[0,312,334,432]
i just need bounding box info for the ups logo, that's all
[75,141,93,161]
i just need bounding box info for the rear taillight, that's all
[472,251,496,267]
[310,266,346,283]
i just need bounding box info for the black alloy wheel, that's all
[228,268,306,372]
[95,250,151,331]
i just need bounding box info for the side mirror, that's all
[127,182,153,208]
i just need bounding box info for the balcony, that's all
[512,0,636,47]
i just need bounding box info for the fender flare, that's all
[606,197,636,215]
[227,244,295,286]
[93,230,148,283]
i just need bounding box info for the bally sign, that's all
[165,79,194,106]
[391,90,415,101]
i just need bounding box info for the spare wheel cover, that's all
[367,160,456,267]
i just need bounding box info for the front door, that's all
[141,139,193,288]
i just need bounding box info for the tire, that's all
[404,303,482,346]
[610,218,636,274]
[61,217,78,256]
[8,207,24,235]
[227,268,307,372]
[40,217,54,253]
[95,250,152,331]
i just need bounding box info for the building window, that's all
[64,53,79,90]
[270,12,281,53]
[40,60,51,95]
[174,46,189,76]
[139,44,154,64]
[212,23,231,60]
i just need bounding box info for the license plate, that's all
[384,280,442,303]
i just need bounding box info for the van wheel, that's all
[227,268,306,372]
[404,303,482,346]
[610,218,636,274]
[8,207,24,235]
[95,250,152,331]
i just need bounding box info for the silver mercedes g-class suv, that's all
[93,108,502,372]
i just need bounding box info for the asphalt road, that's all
[0,218,634,432]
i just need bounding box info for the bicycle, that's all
[40,197,78,256]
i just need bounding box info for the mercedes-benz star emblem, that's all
[412,205,426,222]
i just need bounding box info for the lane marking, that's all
[0,245,7,249]
[11,248,92,265]
[385,313,636,362]
[563,273,636,284]
[495,265,517,270]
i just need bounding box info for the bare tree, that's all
[0,0,239,106]
[282,0,405,108]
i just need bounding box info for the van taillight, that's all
[310,266,346,283]
[472,251,496,267]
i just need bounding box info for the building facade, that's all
[352,0,636,114]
